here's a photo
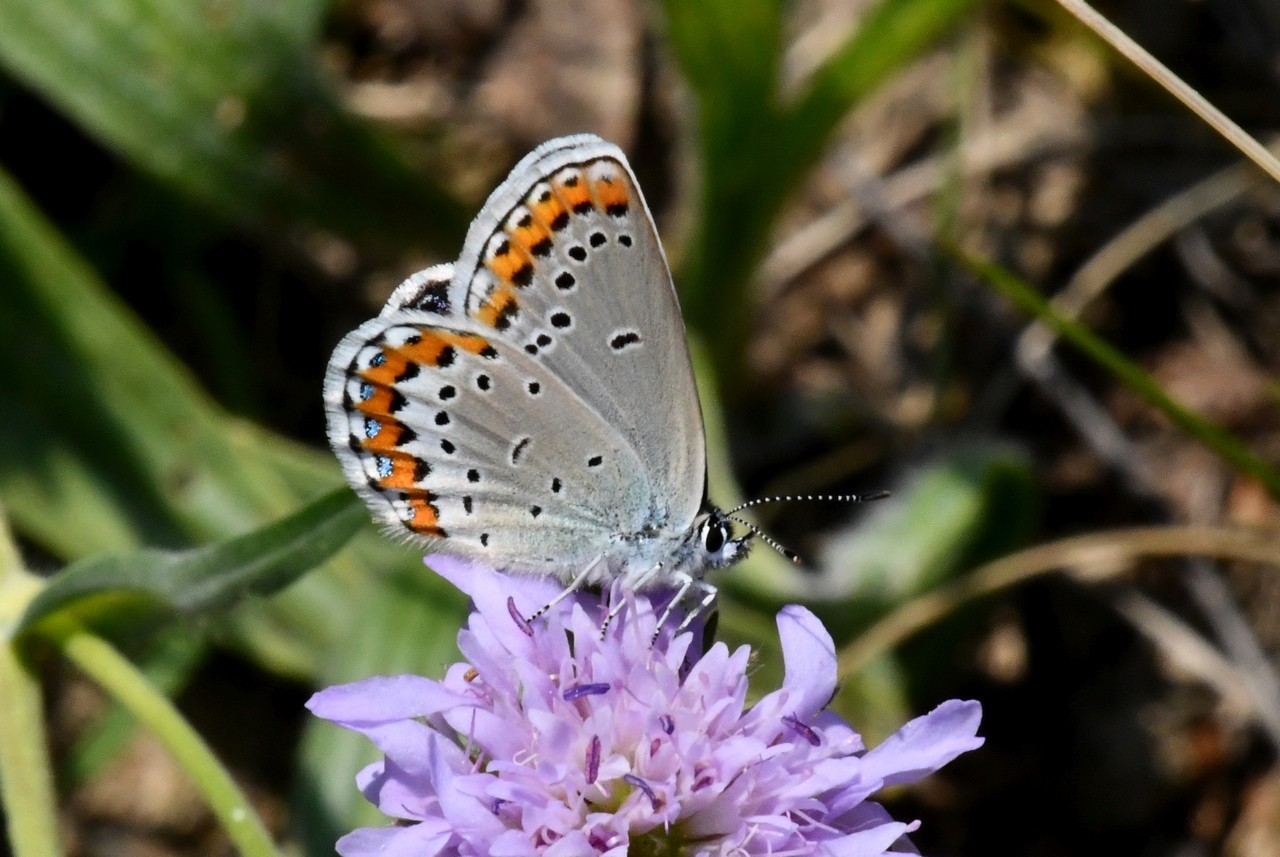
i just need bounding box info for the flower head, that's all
[307,557,983,856]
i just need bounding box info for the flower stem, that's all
[0,512,61,857]
[0,639,61,857]
[39,616,282,857]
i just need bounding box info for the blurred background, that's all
[4,0,1280,854]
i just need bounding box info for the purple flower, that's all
[307,557,983,856]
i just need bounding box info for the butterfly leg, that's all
[526,557,603,623]
[671,579,718,639]
[600,563,663,638]
[651,571,698,645]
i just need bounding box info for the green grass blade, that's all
[0,0,466,251]
[955,247,1280,498]
[0,516,61,857]
[0,164,300,554]
[666,0,977,392]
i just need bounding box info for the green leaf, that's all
[819,445,1037,615]
[0,160,437,685]
[0,0,466,251]
[16,489,365,635]
[665,0,978,394]
[0,163,309,555]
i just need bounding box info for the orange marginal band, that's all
[487,239,533,286]
[594,175,629,211]
[406,494,445,538]
[361,420,411,454]
[376,454,421,491]
[360,328,496,385]
[556,171,594,212]
[510,214,551,255]
[530,192,567,230]
[475,288,519,329]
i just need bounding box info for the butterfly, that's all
[324,134,752,629]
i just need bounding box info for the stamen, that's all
[659,714,674,735]
[463,666,479,682]
[782,714,821,746]
[563,682,611,701]
[585,735,601,784]
[650,738,661,756]
[507,597,534,637]
[623,773,662,809]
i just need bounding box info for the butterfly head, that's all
[690,507,751,571]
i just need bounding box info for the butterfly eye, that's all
[702,520,727,555]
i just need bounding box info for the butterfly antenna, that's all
[726,513,801,564]
[725,491,890,517]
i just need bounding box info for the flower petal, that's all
[335,818,453,857]
[778,605,837,720]
[427,555,561,618]
[861,699,983,787]
[311,569,980,857]
[819,819,917,857]
[306,674,464,724]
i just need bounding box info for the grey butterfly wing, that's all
[443,134,706,539]
[323,312,649,577]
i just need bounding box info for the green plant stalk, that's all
[0,602,59,857]
[39,617,281,857]
[1055,0,1280,187]
[0,637,60,857]
[954,247,1280,498]
[837,524,1280,677]
[0,511,61,857]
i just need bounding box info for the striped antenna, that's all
[725,491,889,516]
[726,514,800,564]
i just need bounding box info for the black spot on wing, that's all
[610,331,642,351]
[511,263,534,287]
[408,280,451,315]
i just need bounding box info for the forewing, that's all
[445,135,706,532]
[323,312,648,577]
